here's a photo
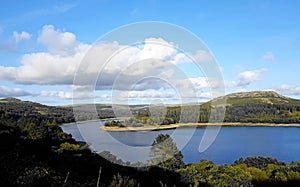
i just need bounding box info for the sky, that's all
[0,0,300,105]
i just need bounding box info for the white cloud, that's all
[225,68,267,88]
[237,68,267,86]
[38,25,80,56]
[136,37,176,62]
[0,85,32,97]
[261,52,274,61]
[192,50,213,63]
[0,25,90,85]
[0,25,220,102]
[120,90,176,99]
[0,49,87,84]
[275,85,300,95]
[40,90,110,100]
[169,50,212,64]
[40,90,73,99]
[174,77,208,90]
[13,31,31,43]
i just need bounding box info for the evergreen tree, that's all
[148,134,185,170]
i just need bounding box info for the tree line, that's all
[134,103,300,124]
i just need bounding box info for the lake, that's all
[61,121,300,165]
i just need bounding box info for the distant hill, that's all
[0,98,75,124]
[0,98,149,124]
[2,91,300,124]
[211,91,300,106]
[203,91,300,123]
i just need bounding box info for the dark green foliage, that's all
[148,134,185,170]
[234,156,286,169]
[0,98,117,124]
[0,98,75,124]
[178,158,300,187]
[223,103,300,123]
[104,116,176,127]
[178,160,253,187]
[108,173,139,187]
[0,117,183,186]
[208,165,253,187]
[105,120,126,127]
[16,166,50,186]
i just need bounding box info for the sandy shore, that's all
[100,122,300,131]
[100,124,179,131]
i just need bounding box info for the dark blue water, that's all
[61,122,300,164]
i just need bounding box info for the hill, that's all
[211,91,300,106]
[0,97,75,124]
[2,90,300,125]
[103,91,300,125]
[205,91,300,123]
[0,98,118,124]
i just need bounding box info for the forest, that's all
[104,91,300,128]
[104,102,300,128]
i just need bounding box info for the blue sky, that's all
[0,0,300,105]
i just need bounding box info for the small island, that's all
[101,116,178,131]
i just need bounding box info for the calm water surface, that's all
[61,121,300,164]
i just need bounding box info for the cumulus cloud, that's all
[261,52,274,61]
[0,50,86,84]
[275,85,300,95]
[0,25,222,103]
[117,89,213,102]
[226,68,267,88]
[40,90,110,100]
[192,50,213,63]
[0,85,32,97]
[0,25,89,85]
[38,25,81,56]
[120,90,176,99]
[40,90,75,99]
[13,31,31,43]
[237,68,267,86]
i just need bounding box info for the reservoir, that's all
[61,121,300,165]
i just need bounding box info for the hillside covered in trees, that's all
[105,91,300,128]
[0,98,117,124]
[1,93,300,186]
[3,91,300,127]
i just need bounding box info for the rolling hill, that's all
[2,91,300,124]
[205,91,300,123]
[211,91,300,106]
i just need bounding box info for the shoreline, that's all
[100,122,300,131]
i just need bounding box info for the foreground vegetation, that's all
[0,107,182,186]
[2,115,300,186]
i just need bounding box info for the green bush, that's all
[59,142,80,151]
[108,173,139,187]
